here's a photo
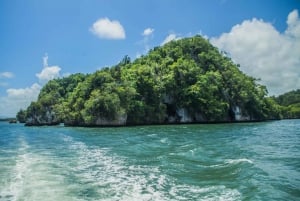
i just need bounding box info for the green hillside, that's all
[274,89,300,119]
[18,35,282,126]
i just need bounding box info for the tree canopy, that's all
[273,89,300,119]
[18,35,285,126]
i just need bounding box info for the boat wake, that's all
[61,135,242,201]
[0,134,242,201]
[0,136,79,201]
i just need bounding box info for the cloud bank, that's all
[211,9,300,95]
[90,18,126,39]
[0,83,42,117]
[0,55,61,117]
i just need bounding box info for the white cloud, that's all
[286,9,300,38]
[36,66,61,83]
[0,83,42,117]
[161,33,181,45]
[90,17,126,39]
[0,54,62,117]
[36,54,61,83]
[142,28,154,36]
[211,9,300,95]
[0,72,14,78]
[6,83,41,98]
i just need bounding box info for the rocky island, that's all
[18,35,284,126]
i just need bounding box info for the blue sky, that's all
[0,0,299,117]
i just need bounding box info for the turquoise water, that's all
[0,120,299,201]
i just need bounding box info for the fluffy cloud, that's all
[6,83,41,99]
[0,72,14,78]
[35,53,61,83]
[0,83,41,117]
[90,17,126,39]
[0,54,63,117]
[211,9,300,95]
[161,33,181,45]
[142,28,154,36]
[36,66,61,83]
[286,9,300,37]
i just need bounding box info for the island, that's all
[16,35,298,126]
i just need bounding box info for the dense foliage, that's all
[16,109,26,123]
[18,35,283,126]
[273,89,300,119]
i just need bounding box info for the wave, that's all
[62,135,169,200]
[225,158,254,165]
[61,135,242,201]
[0,133,243,201]
[203,158,254,169]
[0,137,30,200]
[169,185,241,201]
[0,136,76,201]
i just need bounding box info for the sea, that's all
[0,120,299,201]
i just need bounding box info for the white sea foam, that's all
[0,136,77,201]
[207,158,253,168]
[160,137,169,144]
[0,137,30,200]
[61,135,242,201]
[63,135,169,200]
[225,158,254,165]
[0,133,244,201]
[170,184,241,201]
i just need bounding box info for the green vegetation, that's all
[16,109,26,123]
[273,89,300,119]
[18,35,284,126]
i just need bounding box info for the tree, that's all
[82,89,123,124]
[16,109,27,123]
[274,89,300,119]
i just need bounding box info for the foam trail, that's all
[0,137,29,200]
[61,135,242,201]
[0,133,242,201]
[0,136,76,201]
[63,135,169,200]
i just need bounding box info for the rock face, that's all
[166,106,251,124]
[26,105,253,126]
[25,109,60,126]
[176,108,193,123]
[233,106,250,121]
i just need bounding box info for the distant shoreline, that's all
[0,118,17,122]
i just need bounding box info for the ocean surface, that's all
[0,120,299,201]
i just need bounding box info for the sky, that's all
[0,0,299,117]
